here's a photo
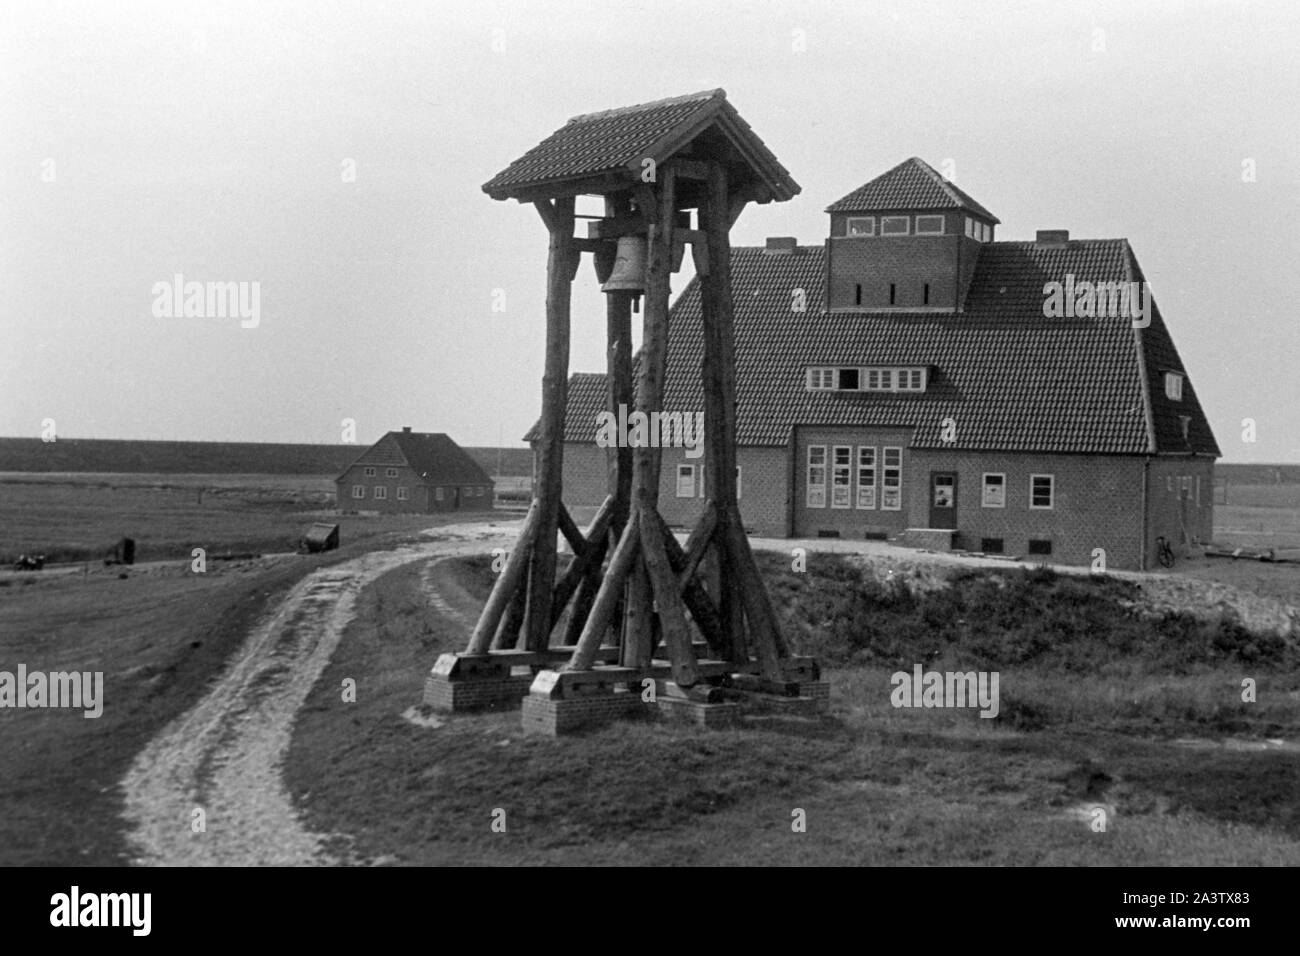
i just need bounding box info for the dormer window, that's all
[807,366,928,392]
[880,216,910,236]
[915,215,945,235]
[806,367,834,390]
[846,217,875,237]
[1165,372,1184,401]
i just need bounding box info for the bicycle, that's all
[1156,536,1175,569]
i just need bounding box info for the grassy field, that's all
[5,470,1300,866]
[282,553,1300,865]
[0,473,500,565]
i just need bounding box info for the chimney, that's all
[764,236,798,255]
[402,426,411,433]
[1035,229,1069,248]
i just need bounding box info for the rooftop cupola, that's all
[824,157,999,312]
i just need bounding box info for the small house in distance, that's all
[336,428,494,513]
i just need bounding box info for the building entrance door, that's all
[930,472,957,529]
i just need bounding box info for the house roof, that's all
[528,241,1219,458]
[482,89,800,203]
[337,432,494,485]
[826,157,1000,222]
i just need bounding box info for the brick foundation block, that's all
[656,694,744,729]
[521,689,649,736]
[424,672,534,712]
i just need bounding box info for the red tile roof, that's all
[826,157,1000,222]
[529,241,1219,458]
[482,89,799,202]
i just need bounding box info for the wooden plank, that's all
[641,509,700,688]
[549,500,614,629]
[677,501,718,586]
[664,157,710,181]
[725,513,787,680]
[567,517,640,671]
[656,519,728,657]
[524,195,576,652]
[490,570,529,650]
[466,500,538,654]
[556,502,587,554]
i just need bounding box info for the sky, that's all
[1,0,1297,461]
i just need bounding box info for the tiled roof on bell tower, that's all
[482,89,800,204]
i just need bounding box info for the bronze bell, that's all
[601,236,648,294]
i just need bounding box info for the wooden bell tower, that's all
[424,90,826,732]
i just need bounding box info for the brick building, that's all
[336,428,494,514]
[532,157,1218,571]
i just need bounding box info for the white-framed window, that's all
[1180,476,1192,499]
[831,446,852,508]
[364,466,376,477]
[806,445,827,508]
[896,368,925,391]
[676,464,696,498]
[806,367,835,390]
[982,223,991,241]
[1196,476,1202,507]
[882,447,902,510]
[982,473,1006,508]
[386,467,398,478]
[397,486,409,500]
[846,216,875,237]
[1030,474,1054,510]
[966,217,976,239]
[1165,372,1183,401]
[880,369,893,390]
[856,446,876,509]
[352,485,365,499]
[880,216,909,236]
[915,214,945,235]
[435,487,445,501]
[373,485,388,500]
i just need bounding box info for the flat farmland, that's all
[1216,484,1300,552]
[0,473,501,565]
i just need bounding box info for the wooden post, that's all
[603,193,635,653]
[619,171,677,671]
[698,162,748,667]
[466,499,539,654]
[524,196,576,652]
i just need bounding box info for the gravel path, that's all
[120,521,511,867]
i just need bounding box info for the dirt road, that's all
[120,521,510,866]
